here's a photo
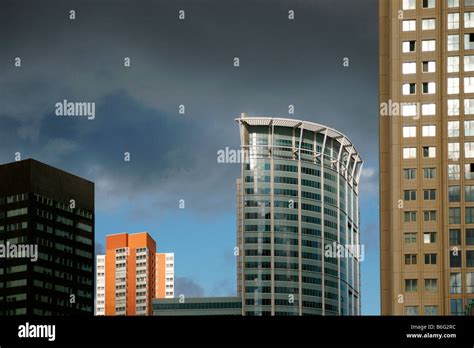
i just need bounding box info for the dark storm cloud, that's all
[0,0,378,216]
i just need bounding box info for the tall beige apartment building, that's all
[380,0,474,315]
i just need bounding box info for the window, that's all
[450,299,463,315]
[422,103,436,115]
[450,273,462,294]
[449,185,461,202]
[422,18,435,30]
[465,33,474,50]
[403,83,416,95]
[403,40,416,53]
[466,163,474,179]
[466,12,474,28]
[467,228,474,245]
[423,189,436,200]
[424,232,437,244]
[423,0,435,8]
[402,104,417,117]
[405,306,419,315]
[403,147,417,159]
[451,251,462,267]
[423,146,436,158]
[466,77,474,93]
[465,56,474,71]
[465,120,474,136]
[403,62,417,74]
[448,142,460,160]
[424,210,436,222]
[425,279,438,292]
[466,142,474,158]
[403,0,416,9]
[450,207,461,224]
[468,0,474,6]
[466,99,474,114]
[405,254,418,265]
[404,190,417,201]
[403,126,416,138]
[450,229,461,245]
[422,125,436,137]
[404,168,416,180]
[403,20,416,31]
[448,99,460,115]
[448,0,459,8]
[424,253,437,265]
[424,306,438,315]
[467,250,474,267]
[448,77,460,94]
[449,164,461,180]
[405,279,418,292]
[466,185,474,202]
[423,167,436,179]
[422,60,435,73]
[448,121,460,137]
[465,206,474,223]
[448,35,459,51]
[422,40,436,52]
[467,273,474,293]
[448,56,460,72]
[448,13,460,29]
[404,211,417,222]
[422,82,436,94]
[404,232,417,244]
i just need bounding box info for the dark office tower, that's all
[0,159,94,316]
[237,115,363,316]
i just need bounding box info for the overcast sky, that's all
[0,0,380,314]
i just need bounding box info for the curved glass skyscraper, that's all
[236,116,363,316]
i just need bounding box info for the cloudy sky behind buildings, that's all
[0,0,379,313]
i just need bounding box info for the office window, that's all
[467,228,474,245]
[449,164,461,180]
[450,229,461,245]
[422,40,436,52]
[448,35,459,51]
[465,121,474,137]
[421,103,435,116]
[424,253,437,265]
[451,251,462,267]
[450,299,463,315]
[403,147,417,159]
[403,62,417,74]
[423,146,436,158]
[403,83,416,95]
[425,279,438,292]
[404,190,417,201]
[466,56,474,72]
[467,273,474,293]
[466,142,474,158]
[403,20,417,31]
[422,82,436,94]
[467,251,474,267]
[450,207,461,224]
[448,143,460,160]
[422,125,436,137]
[405,306,419,315]
[466,185,474,202]
[449,185,461,202]
[450,273,462,294]
[448,77,460,94]
[422,60,436,73]
[403,0,416,9]
[402,104,417,117]
[466,206,474,223]
[404,232,417,243]
[448,13,460,29]
[448,99,460,115]
[423,167,436,179]
[466,77,474,93]
[403,40,416,53]
[466,99,474,114]
[424,210,436,222]
[465,33,474,50]
[465,163,474,179]
[448,0,459,7]
[468,0,474,6]
[403,126,416,138]
[424,306,438,315]
[448,56,460,72]
[403,168,416,180]
[424,232,437,244]
[423,0,435,8]
[404,211,417,222]
[422,18,435,30]
[448,121,460,137]
[423,189,436,200]
[405,279,418,292]
[405,254,418,265]
[466,12,474,28]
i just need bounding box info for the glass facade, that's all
[237,117,363,316]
